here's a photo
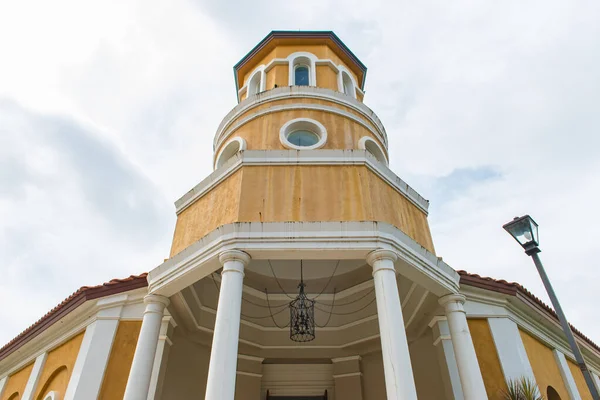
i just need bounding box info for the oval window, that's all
[287,130,319,147]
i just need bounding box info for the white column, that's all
[205,250,250,400]
[22,352,47,400]
[430,317,464,400]
[147,315,176,400]
[64,305,122,400]
[439,294,487,400]
[593,373,600,394]
[553,349,582,400]
[366,249,418,400]
[488,318,536,383]
[123,294,170,400]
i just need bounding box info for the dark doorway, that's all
[266,390,328,400]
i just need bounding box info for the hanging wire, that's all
[310,260,341,301]
[211,273,288,320]
[212,272,288,309]
[314,296,377,316]
[267,260,296,299]
[314,286,376,307]
[315,288,336,328]
[265,288,290,328]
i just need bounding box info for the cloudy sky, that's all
[1,0,599,347]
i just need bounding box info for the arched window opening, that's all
[7,392,19,400]
[294,65,309,86]
[43,391,58,400]
[247,71,262,96]
[359,136,388,165]
[342,71,354,97]
[215,137,246,169]
[547,386,562,400]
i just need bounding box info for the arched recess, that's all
[358,136,388,165]
[35,366,68,400]
[287,52,317,86]
[547,386,562,400]
[7,392,20,400]
[214,137,247,169]
[337,65,358,99]
[246,66,265,97]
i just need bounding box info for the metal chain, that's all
[315,289,336,327]
[310,260,341,301]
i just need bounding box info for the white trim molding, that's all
[22,352,47,400]
[43,391,58,400]
[553,350,582,400]
[288,52,318,86]
[177,150,429,215]
[216,86,388,150]
[149,220,459,301]
[0,376,7,399]
[279,118,328,150]
[488,318,537,383]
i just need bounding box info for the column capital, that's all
[144,294,170,308]
[366,249,398,266]
[219,250,251,266]
[438,294,466,313]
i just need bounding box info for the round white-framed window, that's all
[280,118,327,150]
[358,136,388,165]
[214,137,247,169]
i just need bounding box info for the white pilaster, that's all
[553,350,582,400]
[488,318,536,383]
[430,317,464,400]
[64,306,122,400]
[123,294,170,400]
[593,373,600,394]
[439,294,487,400]
[205,250,250,400]
[147,315,176,400]
[22,352,47,400]
[0,376,8,398]
[366,249,418,400]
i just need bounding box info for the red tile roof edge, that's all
[0,273,148,361]
[457,270,600,354]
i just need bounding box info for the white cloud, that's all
[0,0,599,348]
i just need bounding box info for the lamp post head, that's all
[503,215,540,254]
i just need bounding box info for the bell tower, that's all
[170,30,435,258]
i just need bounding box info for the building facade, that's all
[1,31,599,400]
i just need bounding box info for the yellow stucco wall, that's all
[316,65,339,91]
[519,329,570,399]
[242,44,359,86]
[467,319,507,400]
[34,331,84,400]
[98,321,142,400]
[171,169,243,256]
[171,165,434,256]
[216,107,385,159]
[567,359,593,400]
[264,64,288,91]
[1,363,34,400]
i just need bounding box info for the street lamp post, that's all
[503,215,600,400]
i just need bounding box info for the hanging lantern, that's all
[289,262,315,342]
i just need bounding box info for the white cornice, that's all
[148,221,460,298]
[217,86,387,149]
[175,150,429,215]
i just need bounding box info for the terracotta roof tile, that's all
[0,273,148,361]
[457,270,600,353]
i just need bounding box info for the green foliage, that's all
[502,377,544,400]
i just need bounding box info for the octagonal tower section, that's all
[170,31,435,258]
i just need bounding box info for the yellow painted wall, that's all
[567,360,593,400]
[216,108,385,159]
[264,64,288,91]
[171,165,434,256]
[467,319,507,400]
[98,321,142,400]
[170,169,243,256]
[0,363,34,400]
[34,331,84,400]
[316,65,339,91]
[519,329,570,399]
